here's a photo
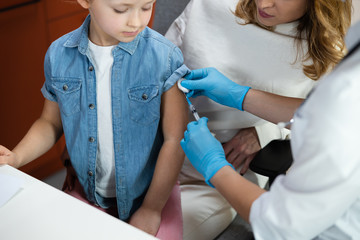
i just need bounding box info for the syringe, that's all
[177,79,200,121]
[186,96,200,121]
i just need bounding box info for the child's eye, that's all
[114,8,127,13]
[142,4,153,11]
[142,7,152,11]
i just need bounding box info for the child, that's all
[0,0,189,238]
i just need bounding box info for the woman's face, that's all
[255,0,307,26]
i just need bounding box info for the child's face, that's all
[79,0,155,46]
[255,0,307,27]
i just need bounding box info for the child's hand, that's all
[128,206,161,236]
[0,145,19,168]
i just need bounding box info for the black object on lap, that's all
[249,139,293,187]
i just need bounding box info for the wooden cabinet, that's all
[0,0,87,180]
[44,0,88,43]
[0,1,156,180]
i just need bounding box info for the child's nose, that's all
[128,10,141,28]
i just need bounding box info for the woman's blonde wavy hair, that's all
[235,0,352,80]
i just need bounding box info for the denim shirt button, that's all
[142,93,148,100]
[89,137,95,142]
[62,84,68,91]
[89,104,95,109]
[88,171,93,176]
[89,66,94,71]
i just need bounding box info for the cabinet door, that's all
[0,1,64,179]
[0,0,37,10]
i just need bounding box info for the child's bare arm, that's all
[128,84,188,234]
[144,83,188,211]
[0,99,63,168]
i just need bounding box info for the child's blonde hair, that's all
[235,0,352,80]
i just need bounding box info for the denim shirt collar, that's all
[63,15,140,56]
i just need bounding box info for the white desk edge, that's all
[0,164,158,240]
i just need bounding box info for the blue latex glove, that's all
[180,117,235,187]
[182,67,251,111]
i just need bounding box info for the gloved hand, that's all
[180,117,234,187]
[182,67,251,111]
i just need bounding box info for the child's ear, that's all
[77,0,91,9]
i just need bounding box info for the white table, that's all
[0,165,158,240]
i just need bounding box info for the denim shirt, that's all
[41,15,189,220]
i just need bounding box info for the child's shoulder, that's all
[51,31,73,46]
[140,27,178,49]
[48,25,84,52]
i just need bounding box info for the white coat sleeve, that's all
[249,57,360,239]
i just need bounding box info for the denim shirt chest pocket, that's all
[128,85,160,125]
[52,78,82,116]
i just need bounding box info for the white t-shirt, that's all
[250,21,360,240]
[165,0,316,187]
[88,40,116,198]
[165,0,316,145]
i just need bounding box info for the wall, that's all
[152,0,190,35]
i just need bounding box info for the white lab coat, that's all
[249,21,360,239]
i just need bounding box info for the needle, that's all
[186,97,200,121]
[177,79,200,121]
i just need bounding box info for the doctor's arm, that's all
[211,166,265,221]
[180,117,265,221]
[0,99,63,168]
[182,68,303,125]
[243,89,302,126]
